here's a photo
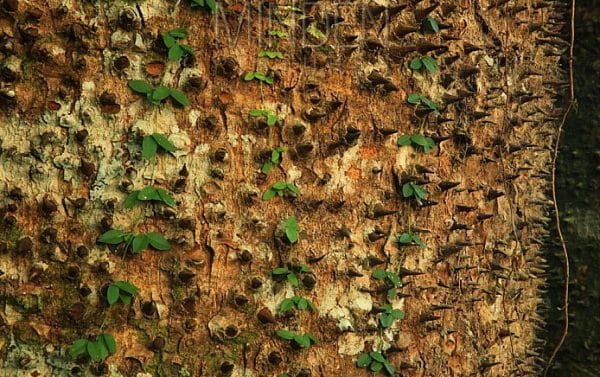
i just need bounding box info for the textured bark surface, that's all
[0,0,567,376]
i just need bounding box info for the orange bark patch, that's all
[346,167,361,180]
[360,146,378,159]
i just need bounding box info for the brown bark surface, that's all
[0,0,567,376]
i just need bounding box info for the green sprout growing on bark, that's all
[142,133,177,160]
[421,16,440,34]
[409,56,437,73]
[378,304,405,328]
[372,269,403,301]
[124,186,176,208]
[262,181,300,200]
[106,281,139,306]
[258,51,284,59]
[402,182,427,204]
[397,231,426,248]
[356,351,395,376]
[162,28,194,61]
[407,94,440,116]
[276,330,317,349]
[69,334,117,362]
[128,80,190,107]
[244,71,274,84]
[284,216,300,244]
[262,146,287,174]
[272,264,311,287]
[98,230,171,253]
[278,295,316,313]
[397,134,436,153]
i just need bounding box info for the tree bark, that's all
[0,0,567,376]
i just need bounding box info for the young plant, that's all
[142,133,177,160]
[258,51,284,59]
[244,71,274,84]
[278,295,316,313]
[69,333,117,362]
[124,186,176,208]
[421,16,440,34]
[106,281,139,306]
[262,146,287,173]
[249,108,280,126]
[402,182,427,204]
[272,264,311,287]
[162,28,194,61]
[98,229,171,253]
[276,330,317,349]
[262,181,300,200]
[356,351,395,376]
[268,29,288,38]
[397,231,426,248]
[397,134,436,153]
[128,80,190,107]
[372,269,403,301]
[409,56,437,73]
[407,94,440,115]
[284,216,300,244]
[190,0,217,13]
[378,304,405,328]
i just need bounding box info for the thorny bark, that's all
[0,0,568,376]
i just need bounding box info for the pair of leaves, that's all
[284,216,300,244]
[407,93,440,115]
[106,281,139,306]
[276,330,317,348]
[258,50,284,59]
[69,334,117,362]
[249,108,280,126]
[379,303,405,328]
[262,146,287,174]
[397,232,426,248]
[262,181,300,201]
[278,295,316,313]
[268,29,288,38]
[162,28,195,61]
[356,352,395,376]
[190,0,217,13]
[422,16,440,34]
[124,186,176,209]
[244,71,274,84]
[272,265,311,287]
[372,269,402,301]
[402,182,427,204]
[409,56,437,73]
[98,229,171,253]
[128,80,190,107]
[397,134,436,153]
[142,133,177,160]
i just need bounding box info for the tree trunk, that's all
[0,0,567,376]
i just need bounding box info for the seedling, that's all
[276,330,317,349]
[278,295,316,313]
[69,333,117,362]
[272,264,311,287]
[378,304,405,328]
[262,181,300,200]
[249,108,280,126]
[407,94,440,115]
[124,186,176,208]
[397,231,426,248]
[244,71,274,84]
[397,134,436,153]
[268,29,288,38]
[284,216,300,244]
[162,28,195,61]
[262,146,287,173]
[258,51,284,59]
[402,182,427,204]
[372,269,403,301]
[106,281,139,306]
[356,351,395,376]
[128,80,190,107]
[190,0,217,13]
[409,56,437,73]
[142,133,177,160]
[421,16,440,34]
[98,229,171,253]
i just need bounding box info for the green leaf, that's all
[151,133,176,153]
[421,97,438,111]
[397,135,412,146]
[356,353,372,368]
[157,188,176,207]
[69,339,89,358]
[132,234,149,253]
[123,191,140,209]
[422,56,437,73]
[138,186,160,201]
[386,272,401,286]
[279,298,295,313]
[244,72,255,81]
[287,183,300,195]
[387,288,397,301]
[370,361,383,372]
[151,86,171,102]
[285,216,300,244]
[107,284,120,305]
[162,34,176,48]
[262,161,273,174]
[370,352,385,363]
[249,108,263,116]
[266,114,278,126]
[411,134,429,146]
[86,340,104,361]
[398,233,412,244]
[272,181,287,190]
[263,75,274,84]
[412,184,427,200]
[372,269,387,280]
[423,16,440,33]
[205,0,217,13]
[128,80,153,94]
[98,333,117,354]
[113,281,138,295]
[409,58,423,70]
[402,183,414,198]
[142,135,158,160]
[120,294,131,305]
[180,44,195,55]
[299,264,311,273]
[168,28,188,38]
[293,334,311,348]
[287,273,300,287]
[168,44,184,61]
[146,232,171,251]
[407,93,422,104]
[169,88,190,106]
[383,360,396,376]
[262,189,276,201]
[276,330,295,340]
[391,309,405,320]
[272,267,290,275]
[297,298,308,310]
[98,229,125,244]
[380,313,394,328]
[412,234,426,248]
